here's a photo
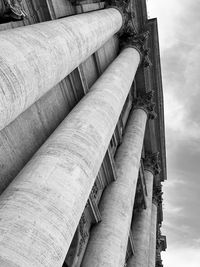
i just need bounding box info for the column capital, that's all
[106,0,137,35]
[119,30,152,68]
[143,152,161,176]
[133,91,157,120]
[106,0,152,67]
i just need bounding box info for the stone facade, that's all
[0,0,167,266]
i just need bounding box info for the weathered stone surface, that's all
[0,47,140,267]
[0,8,122,130]
[82,108,147,267]
[148,202,157,267]
[127,169,154,267]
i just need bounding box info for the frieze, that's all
[133,91,157,120]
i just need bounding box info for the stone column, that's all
[127,153,160,267]
[0,7,123,130]
[0,47,140,267]
[81,92,156,267]
[148,201,158,267]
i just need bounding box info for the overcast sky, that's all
[147,0,200,266]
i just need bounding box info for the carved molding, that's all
[143,152,161,175]
[133,91,157,120]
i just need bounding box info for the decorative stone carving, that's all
[90,182,98,200]
[0,0,27,21]
[106,0,136,35]
[119,30,152,68]
[133,91,157,120]
[141,48,152,68]
[120,30,149,50]
[77,214,89,256]
[143,152,161,175]
[153,184,163,205]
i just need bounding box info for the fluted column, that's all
[148,201,158,267]
[81,91,156,267]
[0,47,140,267]
[127,153,160,267]
[0,8,123,130]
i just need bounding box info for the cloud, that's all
[162,247,200,267]
[148,0,200,267]
[148,1,200,264]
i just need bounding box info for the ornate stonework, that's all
[119,30,152,68]
[133,91,157,120]
[77,214,89,257]
[143,152,161,175]
[153,184,163,205]
[106,0,136,34]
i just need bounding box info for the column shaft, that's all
[0,48,140,267]
[82,108,147,267]
[127,170,154,267]
[0,8,123,130]
[148,202,158,267]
